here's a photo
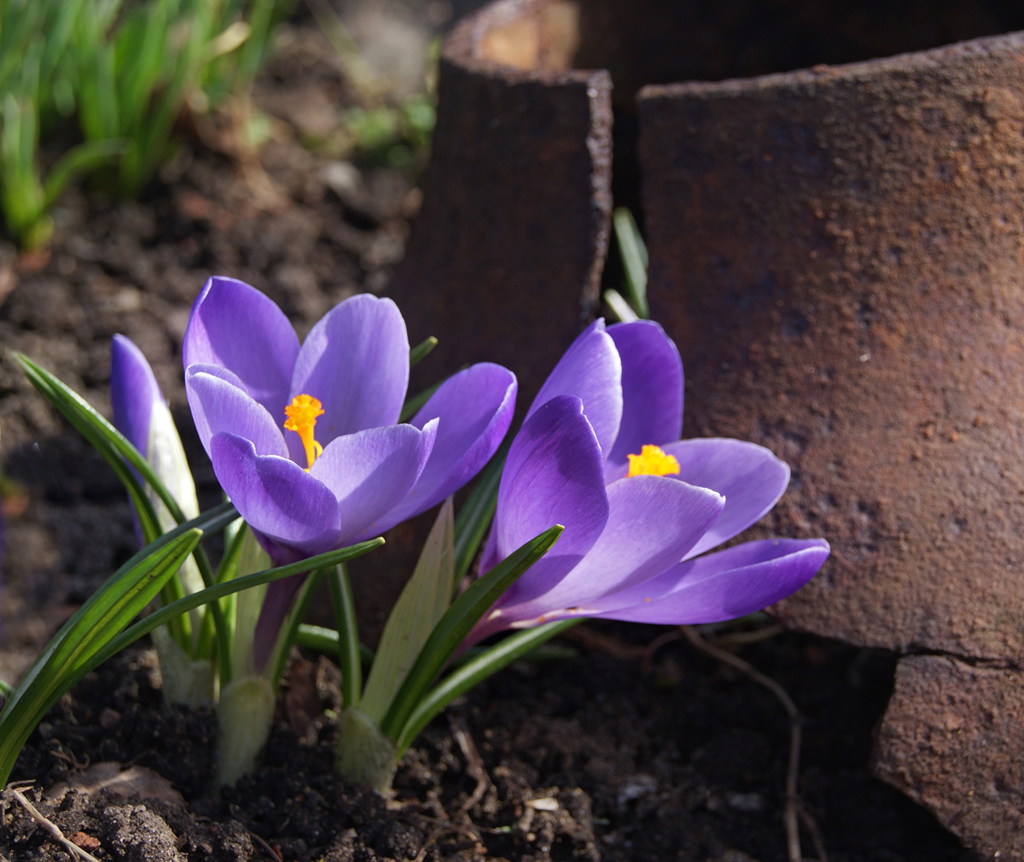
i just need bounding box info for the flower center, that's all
[284,394,324,470]
[626,444,680,478]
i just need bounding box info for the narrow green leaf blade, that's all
[93,537,386,672]
[395,619,581,752]
[613,207,649,319]
[13,352,185,527]
[361,499,455,722]
[0,528,202,786]
[409,335,437,367]
[452,446,506,584]
[379,524,563,740]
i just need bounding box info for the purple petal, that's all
[605,320,684,470]
[501,474,724,622]
[110,334,162,457]
[586,538,830,624]
[186,366,288,460]
[310,421,437,542]
[379,364,517,529]
[658,439,791,559]
[210,433,341,557]
[526,320,623,460]
[491,396,609,608]
[289,294,409,446]
[182,277,299,422]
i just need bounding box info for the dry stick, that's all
[449,713,493,815]
[680,625,806,862]
[12,789,102,862]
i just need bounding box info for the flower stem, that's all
[329,563,362,709]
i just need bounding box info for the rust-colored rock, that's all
[386,0,612,407]
[639,34,1024,666]
[873,655,1024,858]
[385,0,1024,849]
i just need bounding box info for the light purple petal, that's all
[586,538,830,624]
[210,433,341,557]
[182,277,299,422]
[526,320,623,460]
[110,334,162,457]
[655,438,791,559]
[310,420,437,542]
[478,520,501,576]
[605,320,683,470]
[186,367,288,460]
[378,364,517,530]
[289,294,409,446]
[501,474,724,622]
[491,396,609,608]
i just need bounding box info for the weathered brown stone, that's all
[386,0,612,408]
[382,1,1024,850]
[639,34,1024,666]
[874,655,1024,858]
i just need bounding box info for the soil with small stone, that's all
[0,17,984,862]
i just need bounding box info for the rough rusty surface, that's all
[638,34,1024,853]
[640,33,1024,665]
[386,0,612,409]
[873,655,1024,859]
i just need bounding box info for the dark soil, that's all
[0,16,985,862]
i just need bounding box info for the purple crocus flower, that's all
[470,319,829,643]
[183,278,517,667]
[111,335,200,531]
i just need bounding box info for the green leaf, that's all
[603,288,639,324]
[294,624,375,667]
[42,138,124,211]
[0,523,208,786]
[452,446,506,584]
[613,207,648,319]
[94,536,386,674]
[328,563,362,710]
[14,351,228,658]
[14,352,170,539]
[409,335,437,367]
[379,524,563,740]
[361,499,454,722]
[395,619,581,752]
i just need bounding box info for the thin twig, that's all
[449,713,492,814]
[248,828,283,861]
[799,805,829,862]
[12,788,102,862]
[681,625,806,862]
[562,625,645,660]
[711,624,785,649]
[641,628,683,673]
[411,823,445,862]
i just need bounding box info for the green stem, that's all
[329,563,362,709]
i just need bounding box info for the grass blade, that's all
[94,537,386,672]
[0,527,204,785]
[360,499,454,722]
[409,336,437,367]
[395,619,580,752]
[379,525,562,740]
[452,446,506,584]
[613,207,649,319]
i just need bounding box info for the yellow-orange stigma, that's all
[284,394,324,470]
[626,444,680,478]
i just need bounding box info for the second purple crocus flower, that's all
[470,319,829,643]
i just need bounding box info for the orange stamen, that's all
[626,444,680,478]
[284,394,324,470]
